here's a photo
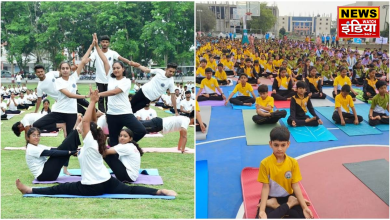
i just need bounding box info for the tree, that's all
[195,4,216,33]
[380,22,389,38]
[247,3,277,34]
[279,27,286,36]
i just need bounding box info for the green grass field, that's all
[1,83,194,219]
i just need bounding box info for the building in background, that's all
[278,14,332,36]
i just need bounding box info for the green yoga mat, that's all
[242,110,281,145]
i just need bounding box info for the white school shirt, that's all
[107,77,132,115]
[21,86,27,92]
[37,71,60,100]
[25,144,51,178]
[174,95,182,109]
[78,131,111,185]
[97,114,109,135]
[162,116,190,134]
[135,108,157,120]
[21,113,44,127]
[19,96,29,105]
[162,94,172,105]
[16,75,22,83]
[1,102,7,115]
[14,87,20,93]
[113,143,140,181]
[191,93,195,100]
[89,49,120,84]
[134,84,140,91]
[180,99,194,112]
[141,69,175,101]
[6,98,20,111]
[41,110,49,116]
[54,73,79,114]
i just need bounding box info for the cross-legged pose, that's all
[225,73,256,106]
[271,68,295,101]
[196,68,226,102]
[16,90,177,197]
[305,67,326,99]
[332,85,363,125]
[253,85,287,125]
[368,80,389,126]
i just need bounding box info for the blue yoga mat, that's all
[353,104,389,131]
[24,194,175,199]
[315,106,382,136]
[280,109,338,143]
[196,160,208,218]
[59,169,159,177]
[228,91,256,110]
[165,110,173,114]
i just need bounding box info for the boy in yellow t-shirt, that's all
[252,85,287,125]
[333,67,358,99]
[196,68,226,102]
[196,59,207,84]
[225,73,256,106]
[332,84,363,126]
[256,127,313,219]
[215,63,228,85]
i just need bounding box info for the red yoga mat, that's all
[267,92,291,109]
[241,167,319,219]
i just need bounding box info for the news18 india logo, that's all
[337,7,380,38]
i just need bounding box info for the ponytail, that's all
[130,140,144,157]
[90,122,106,156]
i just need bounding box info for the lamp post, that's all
[197,9,203,36]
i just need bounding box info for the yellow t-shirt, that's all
[255,96,274,113]
[306,77,321,92]
[206,60,217,71]
[235,54,245,61]
[244,67,255,78]
[196,67,206,77]
[335,94,354,113]
[196,101,200,112]
[200,78,219,93]
[215,70,227,81]
[276,77,290,90]
[232,83,253,96]
[333,75,351,90]
[259,59,267,67]
[366,78,378,90]
[254,65,261,74]
[277,68,292,77]
[258,154,302,197]
[225,61,235,70]
[264,63,274,73]
[273,59,283,68]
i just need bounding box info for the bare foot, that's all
[375,115,382,120]
[287,195,299,208]
[76,120,83,134]
[158,189,177,197]
[63,167,72,176]
[16,179,32,194]
[243,103,252,106]
[73,114,82,130]
[382,115,389,119]
[266,197,280,209]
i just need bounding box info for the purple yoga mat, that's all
[32,174,163,185]
[197,100,225,106]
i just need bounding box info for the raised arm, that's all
[136,65,151,74]
[76,38,95,77]
[94,33,110,75]
[82,88,99,139]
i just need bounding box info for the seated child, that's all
[333,67,358,99]
[196,68,225,102]
[332,85,363,125]
[252,85,287,125]
[256,126,313,219]
[271,67,295,101]
[287,81,323,127]
[363,68,378,101]
[225,73,256,106]
[238,58,261,84]
[368,80,389,126]
[215,63,228,85]
[351,61,365,85]
[195,101,207,132]
[305,67,327,99]
[321,63,334,86]
[196,59,207,84]
[262,57,277,79]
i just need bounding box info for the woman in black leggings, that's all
[16,89,176,197]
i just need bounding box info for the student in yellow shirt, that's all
[332,84,363,125]
[258,54,267,68]
[206,56,217,72]
[273,54,283,70]
[224,55,235,71]
[263,58,277,79]
[225,73,256,106]
[333,67,358,99]
[306,67,326,99]
[215,63,228,85]
[253,60,263,78]
[238,58,261,84]
[321,63,334,86]
[278,61,292,77]
[257,127,313,219]
[363,68,378,101]
[196,68,226,102]
[271,68,295,101]
[252,84,287,125]
[196,59,207,84]
[195,100,207,133]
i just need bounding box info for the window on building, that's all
[283,18,284,20]
[326,19,328,21]
[320,23,322,25]
[326,23,328,25]
[220,6,225,19]
[319,27,321,30]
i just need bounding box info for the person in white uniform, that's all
[135,103,157,121]
[12,113,64,138]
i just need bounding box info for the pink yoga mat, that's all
[4,147,26,150]
[142,147,195,154]
[144,132,163,138]
[32,174,163,185]
[41,132,59,137]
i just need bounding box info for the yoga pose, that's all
[225,73,256,106]
[305,67,326,99]
[135,103,157,121]
[271,68,295,101]
[252,85,287,125]
[196,68,225,102]
[5,93,22,114]
[12,113,65,139]
[363,69,378,101]
[238,58,261,84]
[333,67,358,99]
[16,90,177,197]
[368,80,389,126]
[332,85,363,125]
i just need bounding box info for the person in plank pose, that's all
[23,116,81,181]
[252,85,287,125]
[225,73,256,106]
[16,89,177,197]
[288,81,323,127]
[12,113,65,139]
[368,80,389,126]
[305,67,326,99]
[332,85,363,125]
[257,127,313,219]
[130,63,178,115]
[196,68,226,102]
[271,68,295,101]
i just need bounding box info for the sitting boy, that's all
[369,80,389,126]
[253,85,287,125]
[225,73,256,106]
[196,68,225,102]
[332,84,363,125]
[287,81,322,127]
[257,127,313,219]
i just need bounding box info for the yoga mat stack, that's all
[196,106,211,141]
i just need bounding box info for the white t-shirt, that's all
[174,95,182,109]
[78,131,111,185]
[135,108,157,120]
[162,116,190,134]
[21,113,44,127]
[25,144,51,178]
[191,93,195,100]
[107,77,132,115]
[41,110,49,116]
[6,98,20,111]
[54,73,79,113]
[113,143,140,181]
[89,49,120,84]
[97,114,109,135]
[134,84,140,91]
[180,99,194,112]
[22,86,27,92]
[162,94,172,106]
[142,69,175,101]
[1,102,7,115]
[18,96,28,105]
[16,75,22,82]
[37,71,60,100]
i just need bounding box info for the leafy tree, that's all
[380,22,389,38]
[330,28,336,36]
[247,3,276,34]
[279,27,286,36]
[195,4,216,33]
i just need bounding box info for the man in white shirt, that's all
[131,63,179,114]
[1,96,8,119]
[15,73,23,86]
[135,103,157,121]
[170,89,182,114]
[86,35,136,113]
[6,93,23,113]
[33,65,61,113]
[179,91,194,118]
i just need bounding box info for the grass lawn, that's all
[1,83,194,219]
